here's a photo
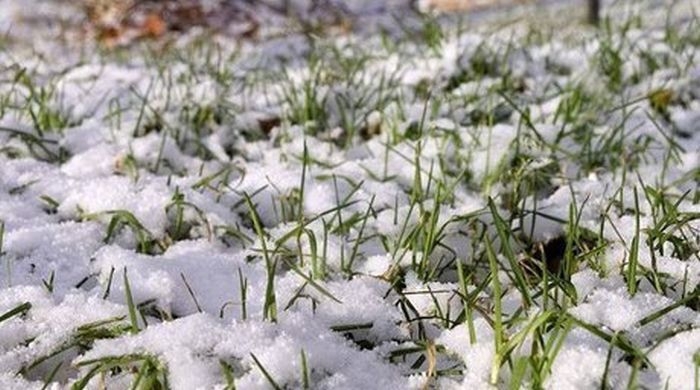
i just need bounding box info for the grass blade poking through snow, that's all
[488,199,532,308]
[694,351,700,390]
[180,272,203,313]
[627,187,641,296]
[41,361,63,390]
[244,193,277,322]
[455,258,477,344]
[345,195,375,274]
[238,268,248,321]
[123,267,140,334]
[300,349,310,390]
[250,353,282,390]
[220,360,237,390]
[0,301,31,323]
[636,289,700,327]
[486,236,504,386]
[102,266,115,299]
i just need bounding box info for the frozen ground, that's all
[0,0,699,389]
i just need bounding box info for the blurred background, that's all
[0,0,603,48]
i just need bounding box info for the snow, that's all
[0,0,699,389]
[546,340,626,389]
[438,318,495,388]
[650,329,700,390]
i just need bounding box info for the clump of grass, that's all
[165,187,212,242]
[18,315,133,384]
[84,210,166,255]
[73,353,168,390]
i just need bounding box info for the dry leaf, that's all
[141,13,167,38]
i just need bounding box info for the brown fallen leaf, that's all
[140,13,167,38]
[83,0,134,28]
[96,25,124,47]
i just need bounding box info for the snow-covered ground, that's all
[1,0,699,389]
